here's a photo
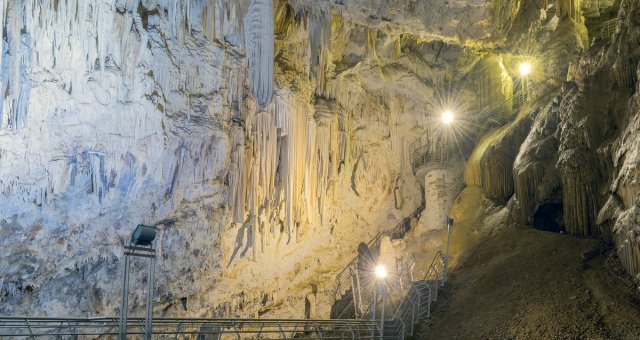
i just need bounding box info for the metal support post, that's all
[355,268,363,315]
[145,254,156,340]
[118,255,130,339]
[349,266,358,318]
[443,217,454,286]
[119,224,157,340]
[371,284,377,322]
[379,285,385,340]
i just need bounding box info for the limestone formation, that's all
[1,0,640,322]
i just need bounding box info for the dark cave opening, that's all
[533,203,564,233]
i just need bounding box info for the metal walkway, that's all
[1,199,443,339]
[0,317,384,339]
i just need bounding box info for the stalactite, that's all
[229,125,247,223]
[559,150,600,237]
[243,0,274,105]
[0,0,238,129]
[557,0,583,21]
[612,201,640,285]
[309,9,332,97]
[303,115,318,224]
[1,1,31,130]
[514,163,546,221]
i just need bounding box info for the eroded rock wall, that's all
[462,0,640,285]
[0,0,494,318]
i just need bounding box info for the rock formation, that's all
[1,0,639,321]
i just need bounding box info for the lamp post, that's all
[443,217,454,286]
[119,224,157,340]
[373,265,387,340]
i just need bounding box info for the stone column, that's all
[422,166,463,231]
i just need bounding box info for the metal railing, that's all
[598,18,618,39]
[390,280,431,338]
[388,251,446,338]
[332,202,425,302]
[408,84,532,171]
[2,251,448,340]
[421,251,446,311]
[331,248,448,339]
[0,317,385,339]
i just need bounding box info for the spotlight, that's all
[374,265,388,279]
[130,224,157,246]
[519,62,533,76]
[441,110,455,125]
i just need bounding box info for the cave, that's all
[1,0,640,339]
[533,202,564,233]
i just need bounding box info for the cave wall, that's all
[4,0,638,320]
[463,0,640,285]
[0,0,496,318]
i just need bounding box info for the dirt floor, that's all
[414,225,640,339]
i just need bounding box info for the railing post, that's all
[379,284,385,340]
[443,217,454,286]
[355,267,363,316]
[411,296,417,335]
[349,266,360,318]
[314,323,323,340]
[426,285,432,318]
[145,253,156,340]
[25,319,35,340]
[118,255,130,340]
[56,321,64,340]
[234,322,242,340]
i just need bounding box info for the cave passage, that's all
[533,203,564,233]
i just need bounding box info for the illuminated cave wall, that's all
[0,0,494,318]
[2,0,639,320]
[464,0,640,285]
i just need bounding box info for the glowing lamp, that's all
[519,62,533,76]
[441,111,455,125]
[374,265,388,279]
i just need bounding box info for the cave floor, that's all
[414,225,640,339]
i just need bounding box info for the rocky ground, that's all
[415,225,640,339]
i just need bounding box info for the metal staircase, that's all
[595,18,618,40]
[332,202,425,304]
[331,249,447,339]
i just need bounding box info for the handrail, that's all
[598,18,618,39]
[4,252,449,339]
[421,251,445,281]
[0,317,383,338]
[332,202,425,301]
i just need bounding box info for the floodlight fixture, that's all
[441,110,455,125]
[130,224,157,246]
[374,265,388,279]
[519,61,533,76]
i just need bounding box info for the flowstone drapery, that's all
[227,91,349,260]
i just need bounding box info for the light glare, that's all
[441,111,455,124]
[519,62,533,76]
[374,265,387,279]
